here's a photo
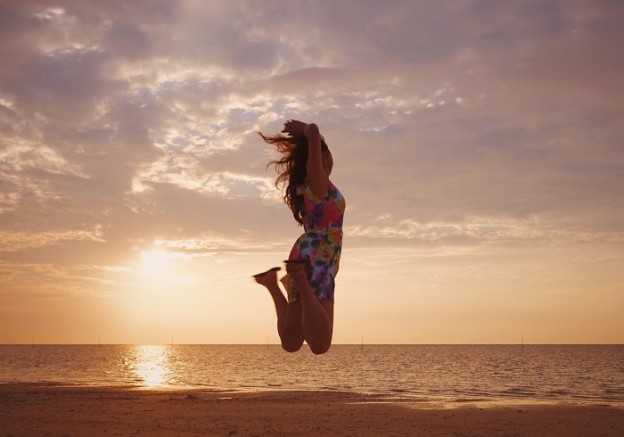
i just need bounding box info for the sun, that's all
[140,249,171,279]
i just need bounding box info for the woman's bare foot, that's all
[253,267,281,287]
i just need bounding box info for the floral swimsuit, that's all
[281,180,346,303]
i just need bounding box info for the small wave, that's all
[390,388,408,393]
[500,387,537,397]
[545,389,570,397]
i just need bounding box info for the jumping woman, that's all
[254,120,345,355]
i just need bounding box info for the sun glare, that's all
[140,249,171,278]
[133,344,172,388]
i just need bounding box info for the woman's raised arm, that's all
[281,119,329,196]
[302,123,329,196]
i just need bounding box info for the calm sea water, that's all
[1,345,623,404]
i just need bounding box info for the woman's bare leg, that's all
[285,262,333,354]
[280,301,304,352]
[253,269,304,352]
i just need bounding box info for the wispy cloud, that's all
[0,227,105,252]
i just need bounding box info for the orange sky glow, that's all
[1,1,623,344]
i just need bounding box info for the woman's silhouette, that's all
[254,120,345,354]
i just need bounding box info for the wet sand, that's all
[1,384,623,436]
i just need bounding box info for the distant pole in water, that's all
[521,334,524,352]
[361,335,364,350]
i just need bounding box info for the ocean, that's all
[1,344,622,405]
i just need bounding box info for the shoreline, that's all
[2,381,622,408]
[2,384,623,436]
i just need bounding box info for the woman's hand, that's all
[281,119,307,138]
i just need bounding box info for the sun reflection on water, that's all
[132,345,172,389]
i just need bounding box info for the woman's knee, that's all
[308,342,331,355]
[281,340,304,353]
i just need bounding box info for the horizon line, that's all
[2,342,622,346]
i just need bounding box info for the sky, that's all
[1,0,623,344]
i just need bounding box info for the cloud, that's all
[347,215,624,249]
[0,227,104,253]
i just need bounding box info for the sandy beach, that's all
[1,384,622,436]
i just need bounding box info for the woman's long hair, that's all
[259,132,308,225]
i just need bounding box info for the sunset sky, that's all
[1,1,623,344]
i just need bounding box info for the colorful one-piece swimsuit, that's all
[281,180,346,303]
